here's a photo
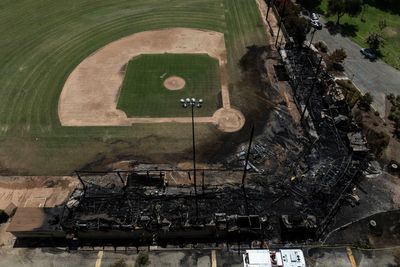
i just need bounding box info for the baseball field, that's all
[0,0,269,175]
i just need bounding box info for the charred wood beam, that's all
[317,169,360,239]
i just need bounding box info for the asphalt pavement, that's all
[308,19,400,116]
[0,246,398,267]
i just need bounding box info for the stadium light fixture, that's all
[179,97,204,220]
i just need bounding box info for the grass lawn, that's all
[0,0,267,175]
[117,54,220,117]
[320,0,400,69]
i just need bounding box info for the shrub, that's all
[366,32,384,51]
[358,93,373,110]
[365,129,390,156]
[315,41,328,53]
[327,48,347,71]
[387,93,395,101]
[135,252,150,267]
[395,128,400,139]
[329,48,347,63]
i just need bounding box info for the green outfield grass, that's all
[117,54,220,117]
[0,0,267,175]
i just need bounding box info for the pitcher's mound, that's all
[164,76,186,90]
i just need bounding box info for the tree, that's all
[284,16,311,46]
[327,0,363,25]
[358,92,373,110]
[365,129,390,156]
[300,0,323,11]
[275,0,301,17]
[366,32,384,51]
[346,0,364,17]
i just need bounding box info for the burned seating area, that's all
[60,171,273,247]
[276,47,370,236]
[8,46,373,248]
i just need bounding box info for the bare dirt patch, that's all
[59,28,232,127]
[212,108,245,133]
[0,176,77,209]
[383,27,398,38]
[163,76,186,90]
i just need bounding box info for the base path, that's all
[127,107,245,133]
[58,28,241,131]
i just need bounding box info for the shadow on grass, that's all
[364,0,400,15]
[325,21,358,37]
[375,50,384,59]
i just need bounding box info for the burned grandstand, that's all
[7,44,373,248]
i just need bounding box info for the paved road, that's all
[0,248,220,267]
[308,19,400,115]
[0,246,397,267]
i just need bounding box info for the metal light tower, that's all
[180,97,203,219]
[309,28,318,48]
[275,0,288,48]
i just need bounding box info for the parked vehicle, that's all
[360,48,377,60]
[310,20,322,30]
[310,13,319,21]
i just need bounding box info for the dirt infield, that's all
[58,27,244,132]
[164,76,186,90]
[213,108,246,133]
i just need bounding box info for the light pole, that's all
[180,97,203,220]
[308,28,317,48]
[266,0,274,20]
[274,0,288,48]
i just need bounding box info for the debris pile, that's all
[60,171,276,246]
[278,47,370,236]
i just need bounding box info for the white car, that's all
[310,13,322,29]
[310,13,320,21]
[310,20,322,29]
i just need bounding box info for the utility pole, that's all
[241,124,255,188]
[300,57,323,121]
[266,0,274,19]
[308,28,317,48]
[75,171,87,193]
[275,0,287,48]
